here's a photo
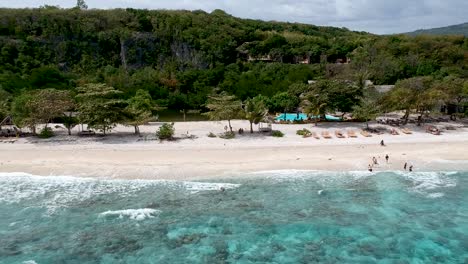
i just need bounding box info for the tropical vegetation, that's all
[0,4,467,136]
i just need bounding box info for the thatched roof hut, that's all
[0,116,14,128]
[0,116,19,137]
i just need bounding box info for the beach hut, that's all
[0,116,13,130]
[0,116,19,137]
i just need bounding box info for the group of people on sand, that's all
[367,155,413,172]
[368,140,413,172]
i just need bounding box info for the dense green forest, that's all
[0,6,467,135]
[405,22,468,37]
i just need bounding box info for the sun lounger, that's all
[426,126,441,135]
[78,130,96,136]
[360,130,372,137]
[321,131,332,139]
[347,130,358,138]
[311,132,320,139]
[401,128,412,134]
[335,130,345,138]
[390,129,399,135]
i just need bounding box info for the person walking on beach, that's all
[372,157,378,165]
[404,162,407,171]
[368,164,373,172]
[385,154,389,163]
[409,165,413,172]
[380,140,385,147]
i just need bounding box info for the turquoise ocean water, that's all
[0,171,467,263]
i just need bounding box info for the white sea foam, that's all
[394,171,458,197]
[247,169,458,185]
[100,208,161,221]
[182,182,241,193]
[396,171,457,189]
[22,261,37,264]
[0,172,241,214]
[428,193,445,198]
[244,169,460,198]
[246,169,374,183]
[0,173,152,214]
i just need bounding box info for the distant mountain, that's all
[404,22,468,36]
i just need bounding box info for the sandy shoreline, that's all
[1,120,468,180]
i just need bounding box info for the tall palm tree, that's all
[301,92,328,126]
[244,96,269,133]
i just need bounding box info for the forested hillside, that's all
[0,7,467,134]
[405,23,468,37]
[0,8,368,106]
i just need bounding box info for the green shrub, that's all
[38,127,54,138]
[156,123,175,140]
[271,130,284,137]
[296,128,311,137]
[219,131,235,139]
[207,132,217,138]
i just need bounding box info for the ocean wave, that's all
[393,171,458,197]
[0,173,151,214]
[245,169,374,182]
[0,172,242,214]
[100,208,161,221]
[242,170,460,199]
[427,193,445,198]
[182,182,241,193]
[244,169,459,181]
[394,171,457,189]
[22,261,37,264]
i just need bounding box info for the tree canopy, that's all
[76,83,126,134]
[203,92,242,132]
[0,8,466,132]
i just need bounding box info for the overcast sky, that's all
[1,0,467,34]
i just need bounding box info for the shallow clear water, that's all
[0,171,467,264]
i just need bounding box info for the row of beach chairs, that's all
[306,128,413,139]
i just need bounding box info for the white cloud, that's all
[0,0,466,34]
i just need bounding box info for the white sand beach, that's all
[1,120,468,180]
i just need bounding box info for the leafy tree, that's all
[385,77,439,125]
[0,72,29,94]
[287,82,309,97]
[63,112,79,136]
[307,80,362,118]
[300,80,336,124]
[0,88,11,121]
[203,92,242,132]
[301,91,328,126]
[243,96,268,133]
[352,88,381,128]
[27,89,75,129]
[11,92,37,134]
[76,0,88,9]
[269,92,299,115]
[125,90,158,135]
[29,66,70,90]
[76,83,126,135]
[433,76,468,120]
